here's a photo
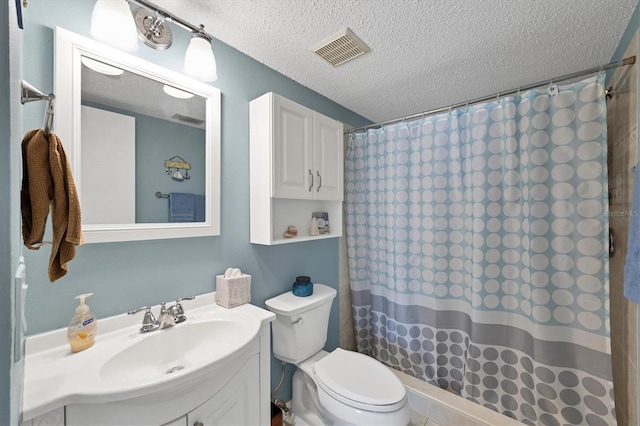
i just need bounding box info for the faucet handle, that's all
[174,296,195,323]
[127,306,158,333]
[127,306,152,315]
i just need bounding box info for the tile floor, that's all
[410,411,442,426]
[284,410,441,425]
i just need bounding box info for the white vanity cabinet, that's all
[63,355,261,425]
[250,92,344,245]
[20,408,64,426]
[187,354,260,425]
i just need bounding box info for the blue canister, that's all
[292,276,313,297]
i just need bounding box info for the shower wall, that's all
[607,32,638,426]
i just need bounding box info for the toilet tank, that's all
[265,284,337,364]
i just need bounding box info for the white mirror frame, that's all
[54,27,221,243]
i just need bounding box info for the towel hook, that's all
[21,80,55,136]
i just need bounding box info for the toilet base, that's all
[291,366,411,426]
[292,369,329,425]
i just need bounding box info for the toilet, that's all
[265,284,411,425]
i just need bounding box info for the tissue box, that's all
[216,274,251,308]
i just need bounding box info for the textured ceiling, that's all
[158,0,636,123]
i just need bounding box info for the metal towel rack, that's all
[21,80,55,136]
[155,192,169,198]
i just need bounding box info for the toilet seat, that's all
[312,348,406,413]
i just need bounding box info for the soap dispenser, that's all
[67,293,97,353]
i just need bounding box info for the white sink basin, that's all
[100,316,258,384]
[21,296,274,422]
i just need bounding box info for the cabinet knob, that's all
[194,422,204,426]
[308,169,314,192]
[316,171,322,192]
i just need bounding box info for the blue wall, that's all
[135,114,205,223]
[610,2,640,65]
[18,0,370,405]
[1,0,12,424]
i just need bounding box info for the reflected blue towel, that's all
[624,161,640,303]
[168,193,195,223]
[194,195,205,222]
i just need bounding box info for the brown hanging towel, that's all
[21,129,83,282]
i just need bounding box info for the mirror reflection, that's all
[55,27,220,243]
[80,57,206,224]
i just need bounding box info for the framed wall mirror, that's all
[54,27,221,243]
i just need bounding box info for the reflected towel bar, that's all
[155,192,169,198]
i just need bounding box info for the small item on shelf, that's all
[310,217,319,236]
[312,212,330,234]
[283,225,298,238]
[292,276,313,297]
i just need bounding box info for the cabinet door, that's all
[187,356,260,426]
[313,112,344,201]
[21,408,65,426]
[273,95,314,199]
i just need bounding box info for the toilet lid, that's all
[313,348,406,408]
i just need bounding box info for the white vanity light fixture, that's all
[90,0,138,52]
[163,84,194,99]
[184,28,218,82]
[81,57,125,76]
[90,0,218,82]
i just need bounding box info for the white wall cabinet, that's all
[271,94,343,201]
[250,92,344,245]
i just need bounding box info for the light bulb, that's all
[184,34,217,82]
[163,85,194,99]
[90,0,138,52]
[81,57,124,76]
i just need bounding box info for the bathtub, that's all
[390,368,523,425]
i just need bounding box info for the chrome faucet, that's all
[172,297,195,323]
[127,306,159,333]
[157,302,176,330]
[128,296,196,334]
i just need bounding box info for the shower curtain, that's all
[346,75,613,425]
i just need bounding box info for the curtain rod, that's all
[346,56,636,134]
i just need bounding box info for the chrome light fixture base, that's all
[133,7,172,50]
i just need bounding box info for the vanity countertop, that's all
[21,292,274,421]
